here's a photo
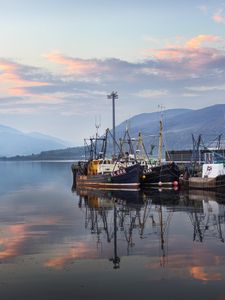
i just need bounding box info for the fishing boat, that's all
[72,92,140,190]
[72,129,140,190]
[133,112,180,188]
[74,160,140,190]
[181,141,225,190]
[141,161,180,188]
[188,162,225,190]
[117,122,180,188]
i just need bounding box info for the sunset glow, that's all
[190,266,222,282]
[45,242,96,269]
[0,0,225,145]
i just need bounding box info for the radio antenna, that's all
[95,115,101,138]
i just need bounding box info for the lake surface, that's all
[0,161,225,300]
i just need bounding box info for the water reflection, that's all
[1,162,225,299]
[183,190,225,243]
[74,187,225,272]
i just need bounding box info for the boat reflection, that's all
[76,188,142,269]
[74,187,225,269]
[183,189,225,243]
[75,188,178,268]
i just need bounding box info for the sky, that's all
[1,0,225,145]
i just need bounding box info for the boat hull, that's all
[188,175,225,190]
[140,163,180,187]
[76,164,140,190]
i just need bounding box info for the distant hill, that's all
[116,108,191,133]
[0,125,73,157]
[116,105,225,152]
[0,146,84,161]
[2,104,225,160]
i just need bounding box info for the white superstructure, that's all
[202,163,225,178]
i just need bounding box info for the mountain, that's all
[27,132,74,146]
[116,108,191,132]
[0,125,73,157]
[116,104,225,153]
[2,104,225,160]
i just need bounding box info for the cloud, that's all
[199,5,225,25]
[185,35,219,48]
[0,59,48,84]
[0,107,36,114]
[0,59,51,97]
[213,9,225,24]
[1,34,225,118]
[0,96,23,104]
[45,53,143,84]
[134,89,168,98]
[198,5,208,14]
[45,52,99,75]
[145,35,225,80]
[182,93,199,97]
[147,35,221,60]
[186,84,225,92]
[44,37,225,88]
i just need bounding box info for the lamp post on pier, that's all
[107,91,118,157]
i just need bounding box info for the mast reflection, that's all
[75,188,178,269]
[186,190,225,243]
[74,187,225,269]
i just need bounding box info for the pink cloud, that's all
[149,48,183,61]
[186,35,219,48]
[45,52,99,75]
[213,9,225,24]
[148,35,220,60]
[146,35,224,77]
[0,59,50,97]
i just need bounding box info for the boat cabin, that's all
[87,159,116,175]
[202,163,225,178]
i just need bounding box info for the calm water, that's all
[0,161,225,300]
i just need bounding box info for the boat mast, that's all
[136,132,149,161]
[107,91,118,158]
[100,129,109,159]
[90,137,94,160]
[158,105,164,165]
[95,116,101,158]
[95,115,101,139]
